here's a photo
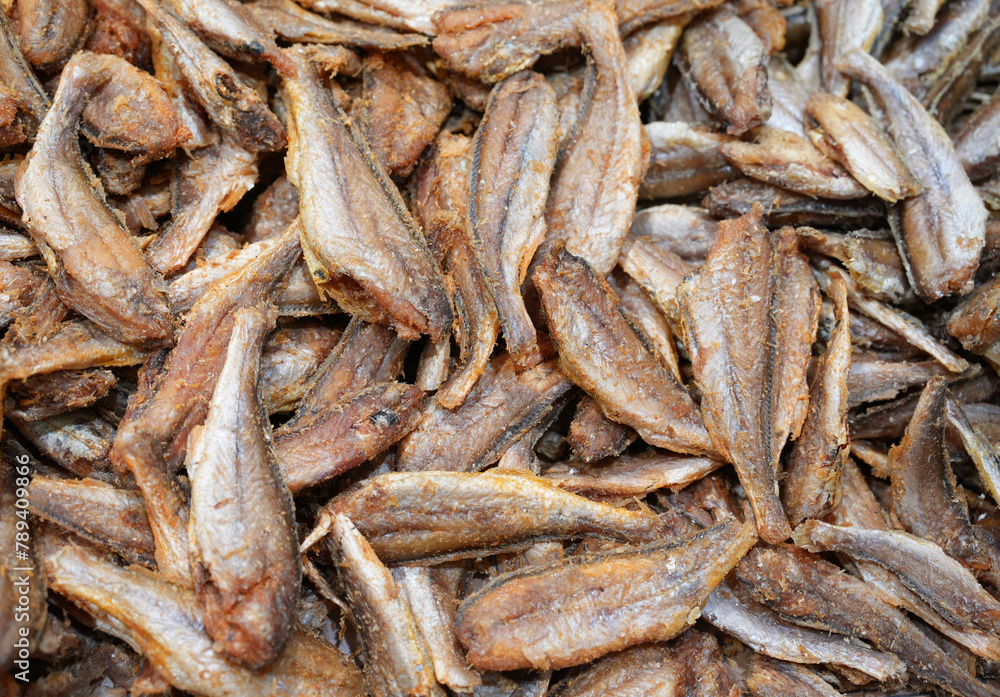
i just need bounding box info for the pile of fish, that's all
[3,0,1000,694]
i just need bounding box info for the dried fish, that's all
[838,50,987,302]
[783,275,850,526]
[283,47,452,341]
[16,52,173,348]
[703,178,886,227]
[456,515,756,670]
[330,514,444,697]
[627,204,717,262]
[10,409,117,483]
[625,18,686,102]
[948,274,1000,353]
[746,656,845,697]
[248,0,428,50]
[16,0,90,72]
[639,121,738,200]
[186,305,299,669]
[297,0,455,35]
[322,471,673,564]
[6,369,116,421]
[258,321,340,415]
[815,0,882,97]
[676,7,771,135]
[678,210,820,543]
[543,450,723,500]
[536,244,713,455]
[566,395,637,463]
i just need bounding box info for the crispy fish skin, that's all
[886,376,989,570]
[274,382,425,492]
[16,0,90,72]
[396,354,571,473]
[639,121,738,200]
[471,70,558,368]
[0,6,49,138]
[413,131,499,408]
[794,520,1000,635]
[7,368,116,421]
[676,7,771,135]
[15,52,173,348]
[456,516,756,671]
[702,580,904,680]
[540,6,646,277]
[736,544,1000,697]
[147,135,258,276]
[534,245,714,456]
[947,274,1000,353]
[283,48,452,341]
[678,212,819,543]
[805,93,919,203]
[608,270,682,382]
[325,471,674,564]
[720,126,870,199]
[815,0,881,97]
[838,50,987,302]
[42,537,365,697]
[137,0,286,152]
[258,321,340,415]
[543,451,723,499]
[28,475,155,566]
[782,276,851,526]
[331,514,444,697]
[186,305,299,670]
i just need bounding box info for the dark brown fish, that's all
[138,0,286,152]
[28,476,155,566]
[358,52,451,177]
[248,0,427,50]
[795,519,1000,635]
[322,471,676,564]
[7,369,116,422]
[720,126,870,199]
[838,50,987,302]
[243,175,299,244]
[703,178,886,228]
[948,274,1000,354]
[886,376,989,570]
[547,631,731,697]
[736,544,999,697]
[746,656,845,697]
[147,135,258,276]
[782,275,851,526]
[258,321,341,415]
[701,579,905,680]
[330,514,443,697]
[541,6,646,276]
[15,52,173,348]
[283,47,452,341]
[678,211,820,543]
[456,516,756,671]
[566,395,637,463]
[543,451,723,500]
[535,245,714,456]
[397,353,571,473]
[412,130,499,408]
[185,305,299,669]
[0,6,50,138]
[471,70,559,368]
[639,121,738,200]
[16,0,90,72]
[42,535,365,697]
[676,7,771,135]
[275,382,425,492]
[85,0,151,66]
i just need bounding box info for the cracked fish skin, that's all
[324,471,674,564]
[282,47,452,341]
[805,92,919,203]
[455,515,757,671]
[42,537,365,697]
[330,514,444,697]
[186,305,299,670]
[782,275,851,526]
[838,49,986,302]
[886,376,989,571]
[28,475,155,567]
[540,5,646,277]
[471,70,559,368]
[534,244,714,456]
[736,544,1000,697]
[794,520,1000,635]
[676,7,771,135]
[15,52,173,349]
[677,211,819,543]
